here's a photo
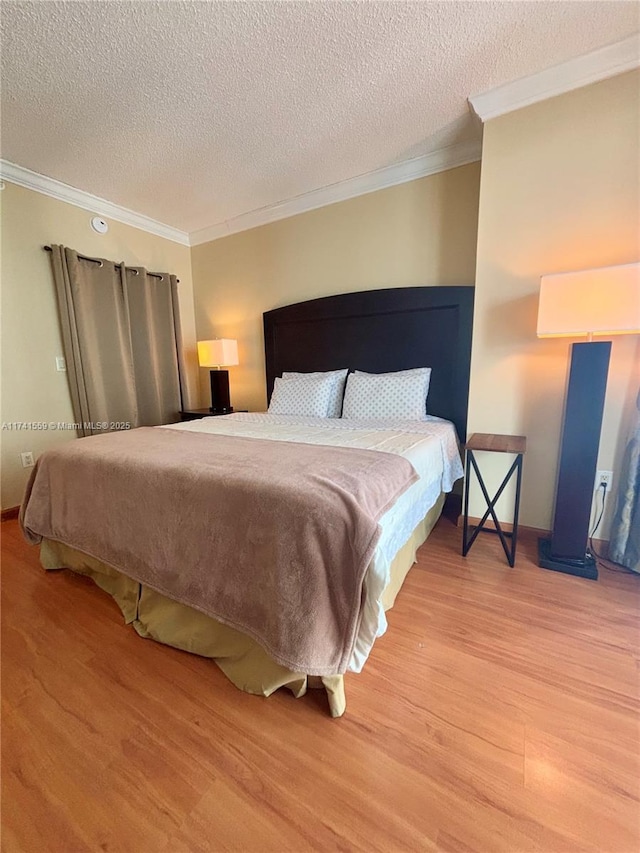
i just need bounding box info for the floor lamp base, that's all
[538,538,598,581]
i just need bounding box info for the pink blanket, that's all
[20,427,418,674]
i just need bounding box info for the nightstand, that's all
[179,408,247,422]
[462,433,526,567]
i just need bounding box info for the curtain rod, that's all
[43,245,179,283]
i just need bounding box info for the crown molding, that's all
[469,35,640,123]
[189,137,482,246]
[2,137,482,249]
[0,160,190,246]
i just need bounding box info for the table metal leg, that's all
[509,453,524,567]
[462,448,472,556]
[462,450,524,567]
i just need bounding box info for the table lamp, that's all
[537,262,640,579]
[197,339,239,414]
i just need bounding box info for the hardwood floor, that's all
[2,516,638,853]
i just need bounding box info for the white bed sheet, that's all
[163,413,463,671]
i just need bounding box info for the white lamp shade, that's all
[537,262,640,338]
[197,339,239,367]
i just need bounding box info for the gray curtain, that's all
[609,388,640,573]
[50,246,185,436]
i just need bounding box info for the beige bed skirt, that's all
[40,493,445,717]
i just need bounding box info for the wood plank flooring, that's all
[2,517,639,852]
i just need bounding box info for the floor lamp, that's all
[536,262,640,580]
[197,338,239,414]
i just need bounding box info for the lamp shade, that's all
[537,262,640,338]
[197,339,239,367]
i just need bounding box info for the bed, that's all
[20,286,474,716]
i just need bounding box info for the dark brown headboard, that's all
[263,286,474,441]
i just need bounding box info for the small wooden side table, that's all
[462,433,526,567]
[179,408,248,422]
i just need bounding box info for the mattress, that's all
[162,413,463,672]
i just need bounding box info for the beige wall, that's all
[191,162,481,412]
[468,70,640,536]
[0,182,198,509]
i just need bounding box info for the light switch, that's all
[56,356,66,372]
[20,451,34,468]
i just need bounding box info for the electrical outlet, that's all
[55,356,66,372]
[596,470,613,490]
[20,451,34,468]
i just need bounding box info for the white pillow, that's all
[282,369,348,417]
[354,366,430,374]
[355,366,431,381]
[342,369,431,420]
[354,367,431,410]
[268,374,336,417]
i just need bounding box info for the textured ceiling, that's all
[1,1,638,233]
